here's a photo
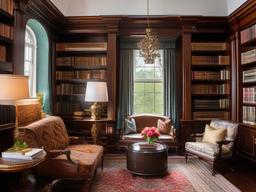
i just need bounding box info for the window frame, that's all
[133,49,164,115]
[24,25,37,97]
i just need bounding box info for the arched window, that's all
[24,26,37,97]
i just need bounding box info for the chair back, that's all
[210,119,239,150]
[128,114,170,132]
[18,116,69,151]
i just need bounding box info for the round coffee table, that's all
[127,142,168,176]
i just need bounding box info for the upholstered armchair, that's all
[17,116,103,179]
[185,119,239,175]
[120,114,176,148]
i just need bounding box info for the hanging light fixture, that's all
[138,0,160,64]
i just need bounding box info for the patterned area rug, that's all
[91,156,241,192]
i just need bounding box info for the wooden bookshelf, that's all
[240,23,256,125]
[0,0,14,74]
[54,41,108,116]
[191,35,230,120]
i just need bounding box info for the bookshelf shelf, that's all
[240,38,256,47]
[0,9,14,25]
[192,94,230,98]
[0,35,12,44]
[192,108,229,111]
[56,50,107,57]
[192,79,229,84]
[56,79,106,84]
[56,65,107,71]
[192,64,229,69]
[242,103,256,106]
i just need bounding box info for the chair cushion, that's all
[124,118,137,134]
[202,124,227,144]
[66,144,103,167]
[157,119,171,134]
[185,142,231,158]
[36,149,100,178]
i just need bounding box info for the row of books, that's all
[193,99,229,109]
[240,24,256,44]
[193,111,229,120]
[243,87,256,104]
[191,42,228,51]
[0,0,13,15]
[0,45,6,62]
[56,42,107,51]
[2,148,43,160]
[56,70,106,80]
[192,55,229,65]
[192,84,230,94]
[243,106,256,125]
[243,68,256,83]
[56,83,86,95]
[56,56,107,66]
[241,49,256,65]
[0,23,13,39]
[192,70,229,80]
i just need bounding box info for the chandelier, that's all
[138,0,160,64]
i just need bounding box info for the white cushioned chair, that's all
[185,119,239,175]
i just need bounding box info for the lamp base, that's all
[90,102,102,120]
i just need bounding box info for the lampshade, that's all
[85,82,108,102]
[0,75,29,105]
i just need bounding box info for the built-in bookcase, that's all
[191,34,231,120]
[0,0,14,74]
[54,40,108,116]
[240,23,256,125]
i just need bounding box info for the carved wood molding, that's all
[228,0,256,32]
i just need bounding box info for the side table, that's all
[0,150,46,172]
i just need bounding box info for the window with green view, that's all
[133,50,164,114]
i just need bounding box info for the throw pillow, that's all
[157,119,171,134]
[124,118,137,134]
[202,124,227,144]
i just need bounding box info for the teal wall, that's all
[27,19,51,114]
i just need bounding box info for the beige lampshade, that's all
[0,75,30,105]
[85,82,108,102]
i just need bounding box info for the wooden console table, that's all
[62,116,116,145]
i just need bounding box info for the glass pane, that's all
[144,83,154,92]
[134,83,144,92]
[134,93,144,105]
[155,83,163,92]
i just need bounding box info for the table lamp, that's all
[0,75,34,136]
[85,81,108,120]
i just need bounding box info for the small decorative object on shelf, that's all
[141,127,160,144]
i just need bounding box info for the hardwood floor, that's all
[220,158,256,192]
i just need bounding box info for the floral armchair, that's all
[185,119,239,175]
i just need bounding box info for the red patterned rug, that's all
[91,156,241,192]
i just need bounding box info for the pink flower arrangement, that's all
[141,127,160,144]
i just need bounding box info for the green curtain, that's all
[163,43,179,128]
[117,44,135,129]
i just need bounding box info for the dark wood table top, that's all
[128,142,168,153]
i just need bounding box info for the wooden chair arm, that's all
[190,133,204,138]
[69,136,86,145]
[216,140,234,146]
[47,149,78,164]
[216,140,234,158]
